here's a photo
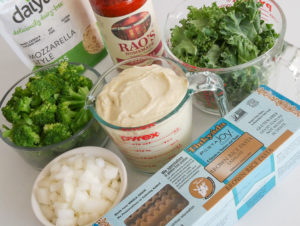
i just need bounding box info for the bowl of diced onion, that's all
[31,146,127,226]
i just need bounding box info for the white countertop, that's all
[0,0,300,225]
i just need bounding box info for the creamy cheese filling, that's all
[96,64,188,127]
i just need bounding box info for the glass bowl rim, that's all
[0,62,101,152]
[163,0,287,73]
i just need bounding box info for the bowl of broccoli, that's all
[0,62,108,170]
[164,0,285,114]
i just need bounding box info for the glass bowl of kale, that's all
[164,0,287,114]
[0,62,108,170]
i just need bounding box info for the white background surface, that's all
[0,0,300,225]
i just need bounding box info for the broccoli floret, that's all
[58,61,84,77]
[3,123,40,147]
[30,102,57,126]
[42,123,72,145]
[26,73,62,102]
[13,86,31,98]
[57,61,69,75]
[2,105,21,123]
[2,96,32,123]
[60,86,89,107]
[21,113,34,126]
[59,63,91,91]
[1,62,94,147]
[30,95,42,108]
[15,96,32,113]
[56,103,76,125]
[77,76,93,90]
[70,64,85,74]
[58,86,92,133]
[70,108,92,133]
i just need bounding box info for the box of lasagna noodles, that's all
[93,85,300,226]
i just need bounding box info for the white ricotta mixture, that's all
[96,64,188,127]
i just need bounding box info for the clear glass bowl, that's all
[163,0,286,114]
[0,63,108,170]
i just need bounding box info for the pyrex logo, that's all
[12,0,51,23]
[121,132,159,142]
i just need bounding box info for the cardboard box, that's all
[93,85,300,226]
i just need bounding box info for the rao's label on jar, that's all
[95,0,163,64]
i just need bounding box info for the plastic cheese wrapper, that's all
[0,0,107,69]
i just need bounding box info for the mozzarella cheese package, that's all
[0,0,107,69]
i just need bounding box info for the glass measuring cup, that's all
[164,0,300,115]
[86,56,228,173]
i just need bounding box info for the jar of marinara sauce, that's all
[89,0,164,65]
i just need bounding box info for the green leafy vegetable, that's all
[170,0,279,106]
[1,62,93,147]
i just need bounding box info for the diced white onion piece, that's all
[36,188,50,205]
[104,164,119,180]
[52,165,73,181]
[50,163,61,175]
[49,181,61,193]
[37,177,51,188]
[102,186,118,202]
[65,155,79,165]
[72,190,89,212]
[35,153,121,226]
[111,180,120,191]
[80,170,99,185]
[73,169,84,179]
[55,208,74,219]
[90,184,103,198]
[56,217,76,226]
[40,205,54,220]
[53,202,69,210]
[88,198,112,215]
[73,157,84,169]
[61,182,75,202]
[49,192,59,203]
[86,163,102,177]
[82,198,103,213]
[77,213,92,226]
[95,157,105,168]
[97,199,112,214]
[77,181,90,192]
[100,178,110,187]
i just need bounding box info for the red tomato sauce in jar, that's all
[89,0,147,17]
[89,0,163,65]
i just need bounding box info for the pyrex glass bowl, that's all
[0,63,108,170]
[163,0,286,114]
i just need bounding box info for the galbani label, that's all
[95,0,163,64]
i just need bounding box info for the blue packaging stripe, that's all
[233,154,275,205]
[236,176,276,219]
[260,85,300,110]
